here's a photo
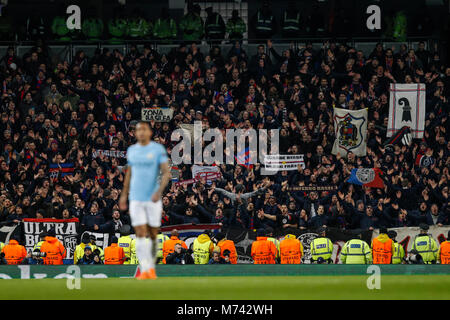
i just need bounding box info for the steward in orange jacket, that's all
[40,230,66,265]
[438,231,450,265]
[251,229,277,264]
[280,234,303,264]
[371,227,395,264]
[215,232,238,264]
[2,238,27,265]
[162,229,188,264]
[104,236,125,265]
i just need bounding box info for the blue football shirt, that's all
[126,141,168,201]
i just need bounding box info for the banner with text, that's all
[142,108,174,122]
[264,154,305,171]
[22,218,79,259]
[92,149,127,159]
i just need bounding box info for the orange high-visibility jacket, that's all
[2,240,27,265]
[280,238,303,264]
[40,236,66,265]
[104,243,125,264]
[372,235,394,264]
[251,237,277,264]
[162,236,188,264]
[217,239,238,264]
[439,241,450,264]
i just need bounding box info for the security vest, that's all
[157,234,170,264]
[108,18,128,40]
[26,17,45,39]
[40,237,66,265]
[392,242,405,264]
[310,237,333,262]
[51,16,72,41]
[74,243,101,264]
[267,237,280,259]
[439,241,450,264]
[372,236,393,264]
[153,18,177,39]
[412,234,438,264]
[226,17,246,40]
[217,239,238,264]
[0,242,5,252]
[280,237,303,264]
[340,239,372,264]
[206,14,222,36]
[193,238,212,264]
[251,237,277,264]
[33,240,45,252]
[118,235,137,264]
[2,240,27,265]
[256,11,273,33]
[163,236,188,264]
[180,13,203,41]
[393,11,407,42]
[82,18,104,40]
[104,243,125,265]
[282,11,300,32]
[128,18,149,38]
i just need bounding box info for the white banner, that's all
[141,108,174,122]
[22,219,79,259]
[92,149,127,158]
[191,165,222,183]
[264,154,305,171]
[80,231,121,252]
[387,83,426,139]
[371,225,450,254]
[332,107,368,157]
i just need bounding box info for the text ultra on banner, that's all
[22,218,79,259]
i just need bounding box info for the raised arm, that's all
[119,166,131,211]
[152,161,171,202]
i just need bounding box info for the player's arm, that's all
[151,161,171,202]
[119,165,132,210]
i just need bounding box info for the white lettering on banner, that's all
[22,220,79,259]
[141,108,174,122]
[264,154,305,171]
[191,165,222,181]
[92,149,127,159]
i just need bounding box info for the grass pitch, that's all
[1,275,450,299]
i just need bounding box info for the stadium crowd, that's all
[0,28,449,240]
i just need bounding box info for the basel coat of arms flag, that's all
[332,107,368,157]
[387,83,426,139]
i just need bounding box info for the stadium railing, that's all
[0,37,442,65]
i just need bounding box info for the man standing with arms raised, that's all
[119,121,171,279]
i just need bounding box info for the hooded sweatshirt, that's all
[40,236,66,265]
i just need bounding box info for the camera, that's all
[32,251,46,258]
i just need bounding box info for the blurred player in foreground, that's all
[119,121,171,279]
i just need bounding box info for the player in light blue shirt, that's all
[119,121,171,279]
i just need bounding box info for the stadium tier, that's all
[0,0,448,271]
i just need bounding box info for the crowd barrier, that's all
[0,38,438,64]
[0,264,449,279]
